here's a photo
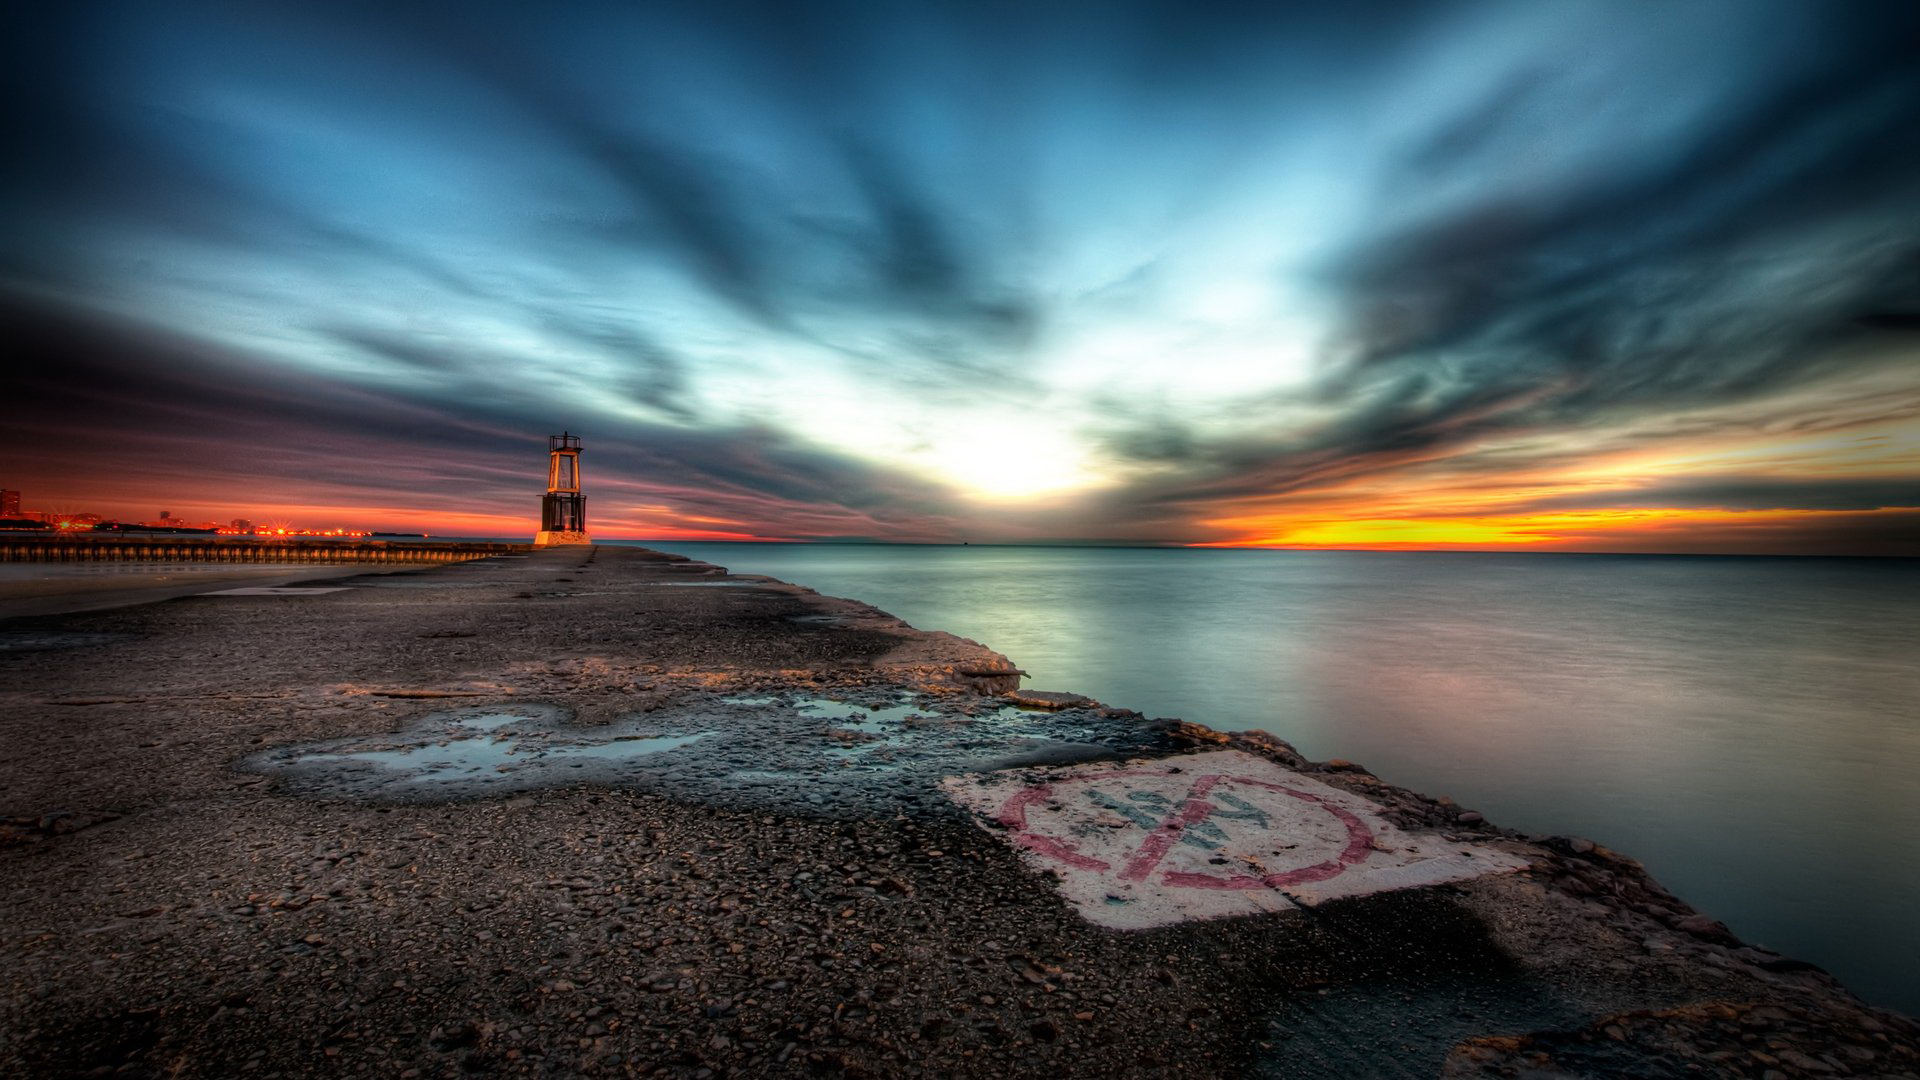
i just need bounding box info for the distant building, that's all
[159,510,170,521]
[1,490,19,517]
[231,518,252,531]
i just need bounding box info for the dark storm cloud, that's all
[821,141,1042,391]
[0,11,488,305]
[1092,367,1559,508]
[1090,1,1920,528]
[839,144,972,314]
[1,306,505,511]
[536,120,787,327]
[533,311,697,422]
[1857,313,1920,332]
[1389,68,1558,190]
[320,0,1048,399]
[0,297,967,538]
[835,142,1038,348]
[1322,9,1920,394]
[325,327,473,375]
[1340,8,1920,373]
[334,314,700,426]
[304,2,795,328]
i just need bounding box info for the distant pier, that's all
[0,536,530,564]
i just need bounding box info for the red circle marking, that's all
[997,781,1111,871]
[992,768,1374,890]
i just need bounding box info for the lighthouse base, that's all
[534,530,593,547]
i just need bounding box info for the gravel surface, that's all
[1,545,1912,1078]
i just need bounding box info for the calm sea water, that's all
[638,542,1920,1014]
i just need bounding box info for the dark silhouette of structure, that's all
[536,432,591,547]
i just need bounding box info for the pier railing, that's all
[0,536,532,564]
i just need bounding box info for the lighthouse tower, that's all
[534,432,591,547]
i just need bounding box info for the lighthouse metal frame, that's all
[534,432,591,547]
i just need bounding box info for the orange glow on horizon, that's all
[1195,506,1911,551]
[1183,408,1920,554]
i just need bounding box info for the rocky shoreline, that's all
[1,544,1913,1077]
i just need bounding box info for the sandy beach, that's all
[1,546,1912,1077]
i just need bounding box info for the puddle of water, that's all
[790,697,933,730]
[292,730,714,785]
[457,713,524,731]
[264,705,715,793]
[356,580,493,588]
[716,694,1062,761]
[250,692,1172,818]
[300,738,521,781]
[203,586,353,596]
[556,734,709,760]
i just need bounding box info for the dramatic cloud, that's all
[3,0,1917,552]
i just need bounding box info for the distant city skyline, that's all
[0,488,375,536]
[5,2,1919,554]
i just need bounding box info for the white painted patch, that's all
[202,587,354,596]
[941,750,1527,930]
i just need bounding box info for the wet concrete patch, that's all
[241,704,716,798]
[201,586,354,596]
[785,614,849,626]
[943,750,1529,929]
[349,579,499,589]
[1251,969,1598,1079]
[1246,890,1604,1079]
[245,689,1176,816]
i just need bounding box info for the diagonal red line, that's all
[1117,774,1223,882]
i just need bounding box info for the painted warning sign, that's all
[941,750,1527,930]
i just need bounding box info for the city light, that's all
[0,489,380,537]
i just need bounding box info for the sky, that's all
[4,0,1918,553]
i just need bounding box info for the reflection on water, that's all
[645,541,1920,1014]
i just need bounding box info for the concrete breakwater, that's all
[0,535,530,564]
[0,545,1912,1078]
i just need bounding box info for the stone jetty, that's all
[1,545,1912,1077]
